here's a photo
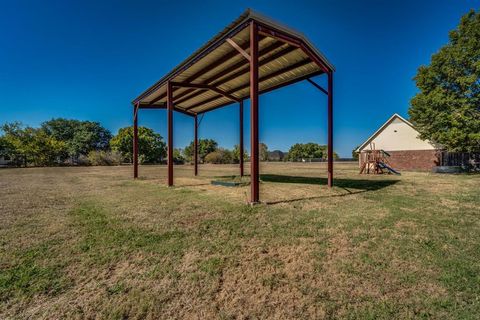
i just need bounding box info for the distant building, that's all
[356,114,441,171]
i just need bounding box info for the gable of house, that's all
[357,114,437,152]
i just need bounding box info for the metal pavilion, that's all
[132,9,335,204]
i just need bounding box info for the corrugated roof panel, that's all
[143,86,167,104]
[260,62,319,90]
[217,72,249,92]
[173,42,233,83]
[190,96,231,113]
[179,90,219,109]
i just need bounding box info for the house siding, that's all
[359,149,440,171]
[359,117,437,152]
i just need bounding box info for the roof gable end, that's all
[356,114,430,152]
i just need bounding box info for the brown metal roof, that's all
[132,9,334,115]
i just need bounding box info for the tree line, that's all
[0,118,338,167]
[0,119,165,166]
[177,140,338,164]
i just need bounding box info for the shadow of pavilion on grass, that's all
[259,174,400,191]
[211,174,400,204]
[259,174,400,204]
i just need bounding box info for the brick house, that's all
[356,114,441,171]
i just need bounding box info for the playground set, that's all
[359,144,400,175]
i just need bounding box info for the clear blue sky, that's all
[1,0,477,157]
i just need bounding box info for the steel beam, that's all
[138,103,167,109]
[167,81,174,186]
[258,28,301,48]
[226,38,251,61]
[209,87,240,103]
[133,103,139,179]
[194,114,198,176]
[307,78,328,95]
[250,21,260,204]
[239,100,244,177]
[327,72,333,188]
[138,103,196,117]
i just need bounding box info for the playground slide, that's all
[378,162,401,175]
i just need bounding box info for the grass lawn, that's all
[0,162,479,319]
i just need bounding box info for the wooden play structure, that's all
[359,144,400,175]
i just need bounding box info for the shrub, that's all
[173,148,185,164]
[76,154,91,166]
[204,149,233,164]
[87,151,122,166]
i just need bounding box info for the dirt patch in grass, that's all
[214,239,325,319]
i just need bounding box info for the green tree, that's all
[41,118,78,142]
[1,122,67,166]
[41,118,112,157]
[286,143,338,161]
[110,126,166,164]
[0,135,13,155]
[183,139,218,163]
[0,133,24,166]
[287,143,323,161]
[259,142,268,161]
[232,144,248,163]
[408,10,480,152]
